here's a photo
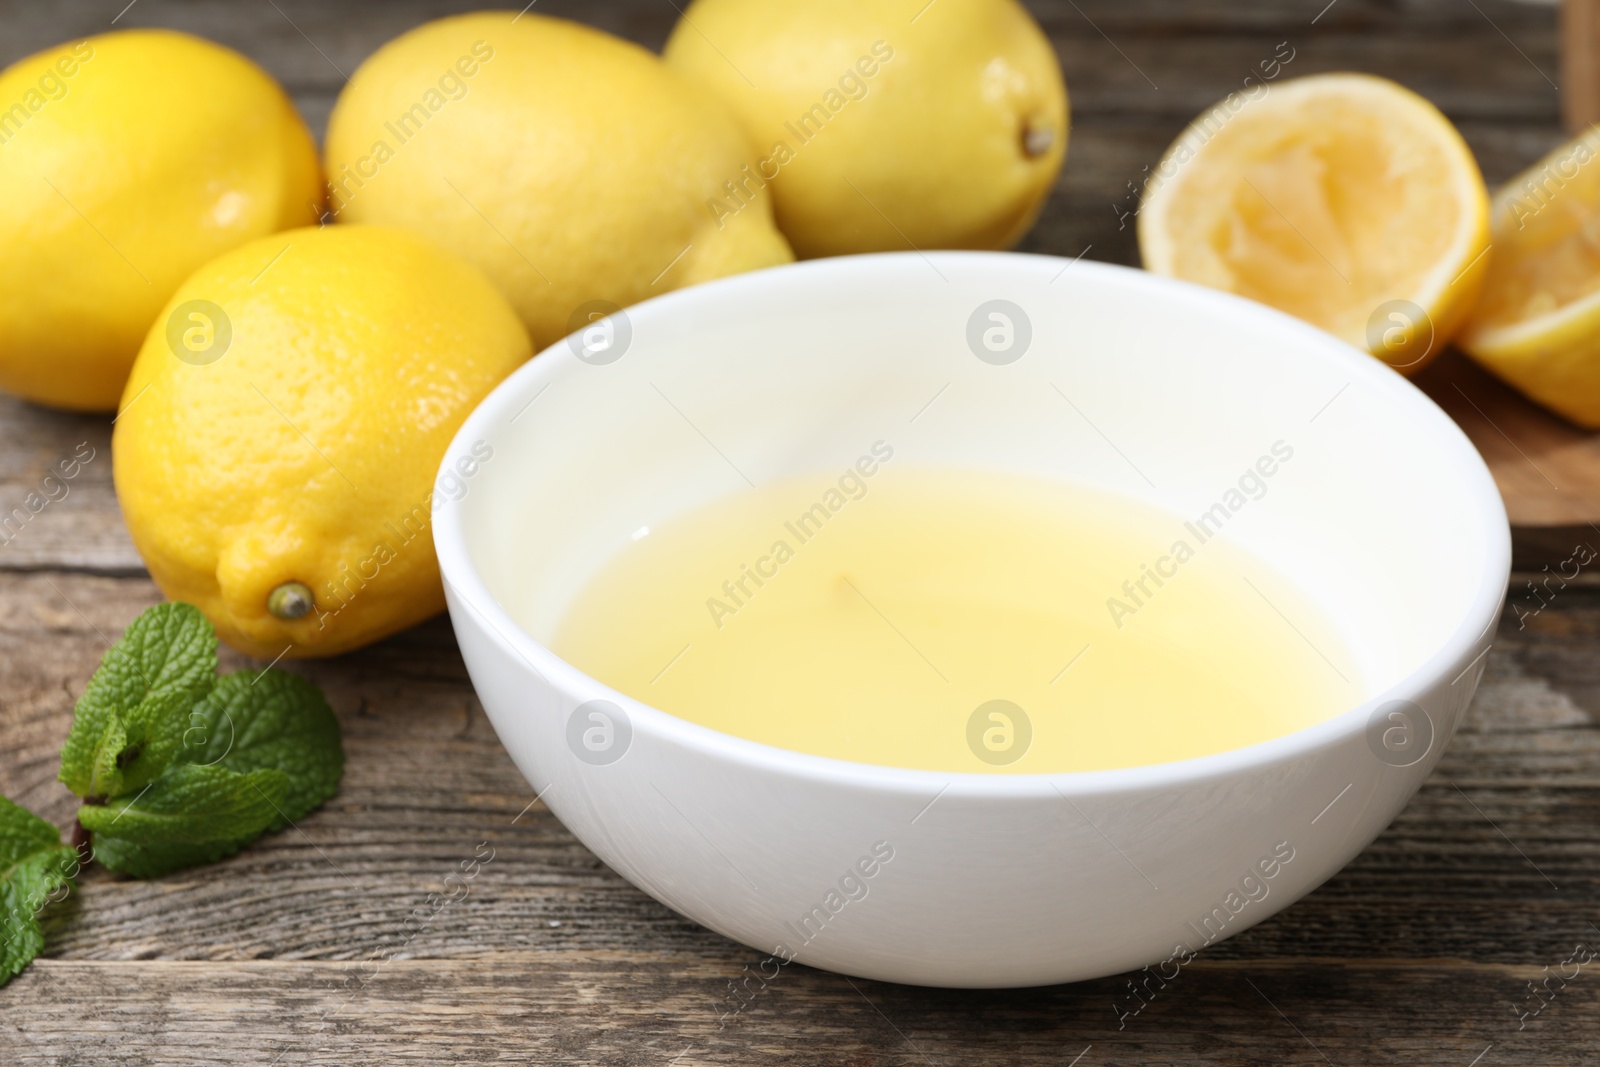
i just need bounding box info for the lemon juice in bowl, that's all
[552,458,1361,774]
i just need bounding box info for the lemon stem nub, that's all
[1023,121,1054,158]
[268,581,315,621]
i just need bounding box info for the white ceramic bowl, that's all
[433,252,1509,988]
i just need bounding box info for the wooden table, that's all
[2,1,1596,1063]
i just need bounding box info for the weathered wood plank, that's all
[0,0,1560,123]
[0,399,134,574]
[3,956,1595,1066]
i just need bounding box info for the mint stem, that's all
[70,819,92,868]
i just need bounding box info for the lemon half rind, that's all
[1459,126,1600,428]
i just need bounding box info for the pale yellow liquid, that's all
[550,467,1362,773]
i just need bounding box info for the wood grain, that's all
[0,397,135,574]
[1565,0,1600,132]
[6,956,1597,1067]
[0,1,1595,1064]
[1415,353,1600,527]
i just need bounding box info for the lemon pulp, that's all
[1468,128,1600,332]
[549,466,1362,774]
[1139,73,1489,370]
[1457,127,1600,428]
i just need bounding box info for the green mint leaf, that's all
[114,688,200,796]
[0,796,78,986]
[182,669,344,830]
[56,603,344,882]
[86,834,255,881]
[87,758,291,879]
[59,603,218,797]
[84,706,130,801]
[82,690,200,802]
[79,763,288,848]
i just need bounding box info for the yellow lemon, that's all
[1459,128,1600,426]
[1138,73,1490,374]
[663,0,1067,258]
[113,226,531,659]
[0,30,321,411]
[324,12,793,349]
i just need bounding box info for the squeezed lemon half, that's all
[1459,126,1600,427]
[1139,73,1490,374]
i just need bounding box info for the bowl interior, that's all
[448,252,1503,742]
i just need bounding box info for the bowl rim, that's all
[433,250,1511,800]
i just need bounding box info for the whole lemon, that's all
[664,0,1068,258]
[113,226,531,659]
[0,30,321,412]
[324,12,794,348]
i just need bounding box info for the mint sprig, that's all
[58,603,344,879]
[1,602,345,987]
[0,796,78,985]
